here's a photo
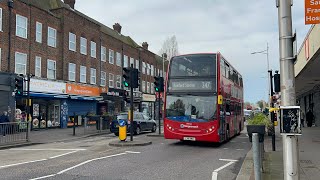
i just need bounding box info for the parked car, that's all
[244,109,253,121]
[110,112,157,136]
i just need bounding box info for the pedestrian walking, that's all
[301,110,305,127]
[306,109,314,127]
[0,111,9,136]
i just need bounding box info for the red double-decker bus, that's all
[164,53,244,143]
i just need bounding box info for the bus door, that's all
[219,103,226,142]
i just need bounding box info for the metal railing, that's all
[0,122,29,145]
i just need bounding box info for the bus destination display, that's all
[169,80,215,91]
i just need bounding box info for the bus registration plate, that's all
[183,137,196,141]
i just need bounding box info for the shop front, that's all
[141,94,156,119]
[65,83,102,127]
[16,79,69,130]
[100,88,126,115]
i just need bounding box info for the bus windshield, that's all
[165,94,217,122]
[170,54,216,77]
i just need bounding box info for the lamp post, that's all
[162,53,168,77]
[251,43,270,108]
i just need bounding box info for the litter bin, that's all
[118,119,127,141]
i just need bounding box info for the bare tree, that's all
[159,35,180,60]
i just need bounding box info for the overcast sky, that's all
[74,0,309,103]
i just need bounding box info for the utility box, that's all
[280,106,301,135]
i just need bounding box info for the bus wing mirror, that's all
[218,95,223,105]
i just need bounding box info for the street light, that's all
[162,53,169,77]
[251,43,270,108]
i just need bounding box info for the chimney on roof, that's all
[64,0,75,9]
[142,42,148,50]
[113,23,122,34]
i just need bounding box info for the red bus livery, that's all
[164,53,244,143]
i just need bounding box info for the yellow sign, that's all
[218,95,223,105]
[274,121,278,126]
[269,107,280,112]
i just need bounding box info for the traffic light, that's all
[274,72,280,93]
[132,68,140,88]
[154,76,164,92]
[123,67,131,88]
[15,76,24,96]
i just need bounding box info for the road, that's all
[0,132,250,180]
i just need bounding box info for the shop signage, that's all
[142,94,156,102]
[66,84,100,96]
[30,79,66,94]
[305,0,320,24]
[105,88,126,97]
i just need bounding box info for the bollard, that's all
[26,121,31,142]
[252,133,262,180]
[73,113,76,136]
[99,117,103,133]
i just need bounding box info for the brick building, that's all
[0,0,167,129]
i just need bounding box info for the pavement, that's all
[237,125,320,180]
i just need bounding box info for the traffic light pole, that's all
[130,64,134,141]
[158,94,161,135]
[269,70,276,151]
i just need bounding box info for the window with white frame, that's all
[69,32,76,51]
[15,52,27,75]
[101,46,106,62]
[142,62,146,74]
[80,37,87,55]
[130,58,134,67]
[151,65,154,76]
[68,63,76,81]
[90,68,96,84]
[160,70,163,77]
[47,59,56,79]
[109,49,114,64]
[48,27,57,47]
[80,66,86,83]
[109,73,114,88]
[116,75,121,89]
[116,52,121,66]
[147,82,150,93]
[36,22,42,43]
[151,83,154,94]
[35,56,41,77]
[147,63,150,75]
[16,15,28,39]
[101,71,106,86]
[0,8,2,32]
[123,55,128,68]
[90,41,96,58]
[135,59,139,70]
[142,81,146,92]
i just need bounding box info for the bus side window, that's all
[225,63,230,79]
[229,67,233,81]
[226,102,231,116]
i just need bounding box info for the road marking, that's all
[30,151,140,180]
[0,159,47,169]
[1,150,83,169]
[236,149,244,151]
[49,150,78,159]
[242,142,247,143]
[212,159,238,180]
[223,148,228,150]
[219,159,238,162]
[29,174,56,180]
[10,148,86,151]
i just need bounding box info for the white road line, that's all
[49,150,78,159]
[10,148,86,151]
[57,152,128,174]
[0,159,47,169]
[125,151,141,154]
[219,159,238,162]
[223,148,228,150]
[30,151,140,180]
[29,174,56,180]
[212,159,238,180]
[236,149,244,151]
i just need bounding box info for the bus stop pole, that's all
[277,0,299,179]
